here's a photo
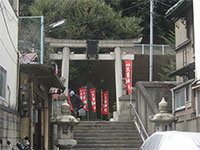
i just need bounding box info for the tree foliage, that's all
[29,0,143,40]
[161,30,175,49]
[159,30,176,81]
[158,54,176,81]
[105,0,178,44]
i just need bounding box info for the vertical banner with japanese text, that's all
[67,89,73,110]
[102,91,109,115]
[125,60,132,94]
[79,87,88,111]
[89,88,96,113]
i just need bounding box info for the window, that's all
[197,89,200,116]
[0,66,6,100]
[174,88,185,110]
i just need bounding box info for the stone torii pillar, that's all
[115,47,123,112]
[61,47,70,95]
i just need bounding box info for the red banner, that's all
[125,60,132,94]
[89,88,96,113]
[79,87,88,111]
[102,91,109,115]
[67,90,73,111]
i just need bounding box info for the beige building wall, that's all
[0,0,18,109]
[0,1,20,149]
[175,19,188,47]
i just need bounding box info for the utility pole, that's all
[149,0,154,81]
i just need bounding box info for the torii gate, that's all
[46,37,139,116]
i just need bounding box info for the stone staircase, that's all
[72,121,143,150]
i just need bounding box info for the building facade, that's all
[0,0,20,148]
[19,63,65,150]
[166,0,200,132]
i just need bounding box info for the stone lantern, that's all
[149,98,177,132]
[53,100,79,150]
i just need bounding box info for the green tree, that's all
[19,0,34,16]
[29,0,143,40]
[158,54,176,81]
[159,30,176,81]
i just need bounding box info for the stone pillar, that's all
[149,98,177,132]
[62,47,70,94]
[114,47,123,113]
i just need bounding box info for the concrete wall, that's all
[135,81,175,135]
[173,114,200,132]
[175,19,188,47]
[0,0,18,109]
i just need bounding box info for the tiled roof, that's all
[19,52,39,64]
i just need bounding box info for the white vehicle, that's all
[140,131,200,150]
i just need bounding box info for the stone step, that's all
[74,129,137,133]
[74,143,140,148]
[74,126,136,129]
[74,136,140,140]
[74,132,139,137]
[72,148,139,150]
[73,121,142,149]
[78,121,134,124]
[76,139,142,145]
[75,122,134,126]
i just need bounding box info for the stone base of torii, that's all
[46,37,141,121]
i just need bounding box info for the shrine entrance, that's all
[46,37,137,120]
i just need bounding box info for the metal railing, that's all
[122,44,173,55]
[129,103,149,142]
[134,44,172,55]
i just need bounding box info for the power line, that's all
[0,3,18,54]
[0,38,18,65]
[0,1,18,23]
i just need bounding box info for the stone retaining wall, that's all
[0,105,20,149]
